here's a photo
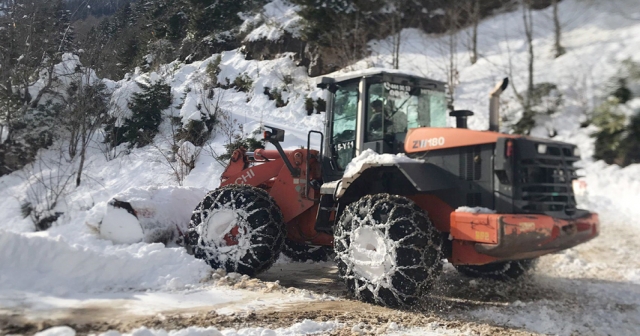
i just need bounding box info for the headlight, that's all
[537,144,547,154]
[573,147,581,157]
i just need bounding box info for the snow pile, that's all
[455,207,497,214]
[86,186,208,244]
[35,320,339,336]
[343,149,424,178]
[0,230,210,293]
[580,161,640,224]
[243,0,302,42]
[35,327,75,336]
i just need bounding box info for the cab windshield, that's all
[366,82,447,142]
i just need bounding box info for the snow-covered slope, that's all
[1,0,640,334]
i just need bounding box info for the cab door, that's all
[323,81,359,181]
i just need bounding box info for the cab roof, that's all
[316,68,446,91]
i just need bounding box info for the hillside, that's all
[1,0,640,335]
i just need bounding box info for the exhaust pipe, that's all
[489,78,509,132]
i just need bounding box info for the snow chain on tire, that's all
[186,185,285,277]
[455,258,538,281]
[334,194,443,308]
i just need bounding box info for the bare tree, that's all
[21,148,76,230]
[522,0,535,112]
[463,0,481,65]
[323,11,370,70]
[60,71,111,186]
[552,0,566,58]
[388,6,402,70]
[151,126,203,186]
[433,1,463,111]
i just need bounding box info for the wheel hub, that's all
[204,209,241,246]
[349,226,396,284]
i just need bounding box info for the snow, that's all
[455,207,496,214]
[87,186,208,244]
[319,67,444,85]
[343,149,424,178]
[0,230,210,293]
[99,206,144,244]
[35,320,339,336]
[350,226,396,285]
[35,326,76,336]
[243,0,302,42]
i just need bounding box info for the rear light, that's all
[506,140,514,157]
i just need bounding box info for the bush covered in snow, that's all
[105,79,173,148]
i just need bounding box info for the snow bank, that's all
[86,186,208,244]
[0,230,210,293]
[35,327,76,336]
[343,149,424,178]
[579,161,640,223]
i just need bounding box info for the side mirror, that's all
[264,125,285,142]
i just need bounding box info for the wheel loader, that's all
[169,69,599,307]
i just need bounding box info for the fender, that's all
[335,161,457,200]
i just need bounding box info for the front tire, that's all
[455,259,538,280]
[334,194,443,307]
[186,185,285,276]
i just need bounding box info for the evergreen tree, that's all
[592,98,627,165]
[121,80,173,147]
[620,113,640,166]
[188,0,267,39]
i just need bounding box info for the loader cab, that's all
[317,70,447,181]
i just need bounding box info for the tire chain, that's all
[334,194,443,307]
[187,185,285,277]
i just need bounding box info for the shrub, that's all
[218,131,265,161]
[175,119,210,147]
[232,73,253,93]
[315,98,326,113]
[305,97,314,115]
[205,55,222,88]
[263,87,288,107]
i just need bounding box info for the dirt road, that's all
[2,221,639,335]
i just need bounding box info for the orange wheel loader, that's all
[182,69,598,307]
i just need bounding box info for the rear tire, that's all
[334,194,443,307]
[281,239,334,262]
[186,185,285,277]
[455,259,538,280]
